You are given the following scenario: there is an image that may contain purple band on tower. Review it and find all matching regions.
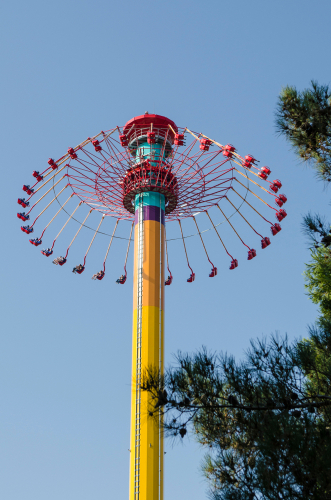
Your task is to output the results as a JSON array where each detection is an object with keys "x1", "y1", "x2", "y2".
[{"x1": 134, "y1": 205, "x2": 165, "y2": 225}]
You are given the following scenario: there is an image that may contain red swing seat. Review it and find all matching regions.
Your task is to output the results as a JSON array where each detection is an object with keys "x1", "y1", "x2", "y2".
[
  {"x1": 247, "y1": 249, "x2": 257, "y2": 260},
  {"x1": 41, "y1": 249, "x2": 53, "y2": 257},
  {"x1": 230, "y1": 259, "x2": 238, "y2": 270},
  {"x1": 29, "y1": 238, "x2": 42, "y2": 246},
  {"x1": 270, "y1": 179, "x2": 282, "y2": 193},
  {"x1": 23, "y1": 185, "x2": 34, "y2": 195},
  {"x1": 116, "y1": 276, "x2": 127, "y2": 284},
  {"x1": 92, "y1": 139, "x2": 102, "y2": 152},
  {"x1": 209, "y1": 266, "x2": 217, "y2": 278},
  {"x1": 53, "y1": 257, "x2": 67, "y2": 266},
  {"x1": 48, "y1": 159, "x2": 58, "y2": 170},
  {"x1": 199, "y1": 138, "x2": 212, "y2": 151},
  {"x1": 174, "y1": 133, "x2": 185, "y2": 146},
  {"x1": 67, "y1": 148, "x2": 77, "y2": 159},
  {"x1": 73, "y1": 265, "x2": 85, "y2": 274},
  {"x1": 165, "y1": 275, "x2": 173, "y2": 285},
  {"x1": 147, "y1": 131, "x2": 156, "y2": 144},
  {"x1": 242, "y1": 155, "x2": 256, "y2": 169},
  {"x1": 261, "y1": 237, "x2": 271, "y2": 249},
  {"x1": 17, "y1": 212, "x2": 29, "y2": 221},
  {"x1": 271, "y1": 223, "x2": 282, "y2": 236},
  {"x1": 18, "y1": 198, "x2": 29, "y2": 208},
  {"x1": 276, "y1": 209, "x2": 287, "y2": 222},
  {"x1": 223, "y1": 144, "x2": 235, "y2": 158},
  {"x1": 21, "y1": 225, "x2": 33, "y2": 234},
  {"x1": 119, "y1": 135, "x2": 128, "y2": 147},
  {"x1": 32, "y1": 171, "x2": 43, "y2": 182}
]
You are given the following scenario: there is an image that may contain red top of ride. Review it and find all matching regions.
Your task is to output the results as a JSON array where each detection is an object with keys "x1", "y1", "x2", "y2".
[{"x1": 123, "y1": 113, "x2": 178, "y2": 143}]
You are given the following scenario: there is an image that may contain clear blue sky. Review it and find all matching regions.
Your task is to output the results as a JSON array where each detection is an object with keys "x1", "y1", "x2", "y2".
[{"x1": 1, "y1": 1, "x2": 331, "y2": 499}]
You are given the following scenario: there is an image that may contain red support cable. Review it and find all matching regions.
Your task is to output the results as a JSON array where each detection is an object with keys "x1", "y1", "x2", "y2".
[
  {"x1": 178, "y1": 220, "x2": 195, "y2": 282},
  {"x1": 192, "y1": 215, "x2": 217, "y2": 277}
]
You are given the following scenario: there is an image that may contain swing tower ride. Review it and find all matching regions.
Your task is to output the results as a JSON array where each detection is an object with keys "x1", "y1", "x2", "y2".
[{"x1": 17, "y1": 113, "x2": 287, "y2": 499}]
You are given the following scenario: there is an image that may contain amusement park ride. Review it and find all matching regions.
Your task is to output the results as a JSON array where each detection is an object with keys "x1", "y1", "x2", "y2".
[{"x1": 17, "y1": 113, "x2": 287, "y2": 500}]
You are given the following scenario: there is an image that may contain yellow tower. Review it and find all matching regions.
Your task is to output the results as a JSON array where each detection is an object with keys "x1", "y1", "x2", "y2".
[{"x1": 130, "y1": 192, "x2": 165, "y2": 500}]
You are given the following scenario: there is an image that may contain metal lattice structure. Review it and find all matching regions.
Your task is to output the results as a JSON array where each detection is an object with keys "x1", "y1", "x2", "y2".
[{"x1": 17, "y1": 113, "x2": 287, "y2": 500}]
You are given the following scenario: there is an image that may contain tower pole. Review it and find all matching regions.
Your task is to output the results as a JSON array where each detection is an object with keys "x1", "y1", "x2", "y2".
[{"x1": 130, "y1": 191, "x2": 165, "y2": 500}]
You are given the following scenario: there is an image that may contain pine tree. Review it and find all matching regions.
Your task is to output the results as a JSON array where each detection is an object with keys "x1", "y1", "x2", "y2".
[
  {"x1": 275, "y1": 82, "x2": 331, "y2": 248},
  {"x1": 275, "y1": 81, "x2": 331, "y2": 183},
  {"x1": 305, "y1": 245, "x2": 331, "y2": 319},
  {"x1": 142, "y1": 335, "x2": 331, "y2": 499}
]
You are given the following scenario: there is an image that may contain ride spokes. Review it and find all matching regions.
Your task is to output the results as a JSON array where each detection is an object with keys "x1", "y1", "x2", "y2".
[{"x1": 17, "y1": 112, "x2": 287, "y2": 282}]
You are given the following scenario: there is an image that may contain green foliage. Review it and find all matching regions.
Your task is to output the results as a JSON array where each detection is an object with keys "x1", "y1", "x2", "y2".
[
  {"x1": 275, "y1": 81, "x2": 331, "y2": 182},
  {"x1": 300, "y1": 244, "x2": 331, "y2": 408},
  {"x1": 298, "y1": 319, "x2": 331, "y2": 407},
  {"x1": 305, "y1": 246, "x2": 331, "y2": 319},
  {"x1": 142, "y1": 337, "x2": 331, "y2": 499},
  {"x1": 302, "y1": 213, "x2": 331, "y2": 249},
  {"x1": 276, "y1": 82, "x2": 331, "y2": 253}
]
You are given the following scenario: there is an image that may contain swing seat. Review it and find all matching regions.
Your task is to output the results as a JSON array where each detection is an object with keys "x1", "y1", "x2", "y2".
[
  {"x1": 199, "y1": 138, "x2": 212, "y2": 151},
  {"x1": 73, "y1": 265, "x2": 85, "y2": 274},
  {"x1": 92, "y1": 270, "x2": 105, "y2": 280},
  {"x1": 187, "y1": 272, "x2": 195, "y2": 283},
  {"x1": 245, "y1": 154, "x2": 256, "y2": 164},
  {"x1": 165, "y1": 275, "x2": 173, "y2": 285},
  {"x1": 21, "y1": 225, "x2": 33, "y2": 234},
  {"x1": 48, "y1": 158, "x2": 57, "y2": 168},
  {"x1": 119, "y1": 134, "x2": 128, "y2": 147},
  {"x1": 209, "y1": 266, "x2": 217, "y2": 277},
  {"x1": 32, "y1": 171, "x2": 43, "y2": 182},
  {"x1": 247, "y1": 249, "x2": 257, "y2": 260},
  {"x1": 275, "y1": 194, "x2": 287, "y2": 207},
  {"x1": 92, "y1": 139, "x2": 102, "y2": 152},
  {"x1": 116, "y1": 276, "x2": 127, "y2": 284},
  {"x1": 276, "y1": 209, "x2": 287, "y2": 222},
  {"x1": 270, "y1": 179, "x2": 282, "y2": 193},
  {"x1": 223, "y1": 144, "x2": 235, "y2": 158},
  {"x1": 53, "y1": 257, "x2": 67, "y2": 266},
  {"x1": 18, "y1": 198, "x2": 29, "y2": 208},
  {"x1": 261, "y1": 237, "x2": 271, "y2": 249},
  {"x1": 272, "y1": 179, "x2": 282, "y2": 189},
  {"x1": 23, "y1": 185, "x2": 34, "y2": 195},
  {"x1": 271, "y1": 223, "x2": 282, "y2": 236},
  {"x1": 260, "y1": 166, "x2": 271, "y2": 177},
  {"x1": 41, "y1": 249, "x2": 53, "y2": 257},
  {"x1": 229, "y1": 258, "x2": 238, "y2": 270},
  {"x1": 242, "y1": 154, "x2": 257, "y2": 168},
  {"x1": 174, "y1": 133, "x2": 184, "y2": 146},
  {"x1": 68, "y1": 148, "x2": 77, "y2": 159},
  {"x1": 17, "y1": 212, "x2": 29, "y2": 221},
  {"x1": 147, "y1": 131, "x2": 156, "y2": 144},
  {"x1": 29, "y1": 238, "x2": 42, "y2": 246}
]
